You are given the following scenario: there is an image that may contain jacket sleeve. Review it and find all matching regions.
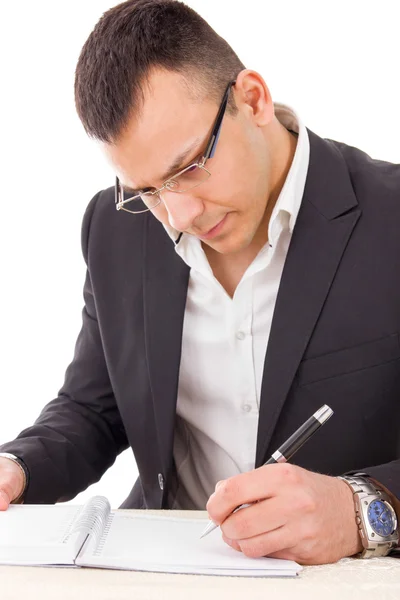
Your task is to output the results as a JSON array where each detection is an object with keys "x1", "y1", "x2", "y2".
[
  {"x1": 358, "y1": 461, "x2": 400, "y2": 502},
  {"x1": 0, "y1": 190, "x2": 129, "y2": 503}
]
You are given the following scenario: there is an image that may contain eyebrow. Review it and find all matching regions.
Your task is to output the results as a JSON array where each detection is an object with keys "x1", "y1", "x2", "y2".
[{"x1": 122, "y1": 137, "x2": 203, "y2": 194}]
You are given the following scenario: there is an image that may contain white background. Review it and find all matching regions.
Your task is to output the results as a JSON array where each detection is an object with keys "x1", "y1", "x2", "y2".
[{"x1": 0, "y1": 0, "x2": 399, "y2": 509}]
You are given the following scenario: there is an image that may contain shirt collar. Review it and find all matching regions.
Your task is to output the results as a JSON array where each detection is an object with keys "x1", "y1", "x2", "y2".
[{"x1": 267, "y1": 103, "x2": 310, "y2": 247}]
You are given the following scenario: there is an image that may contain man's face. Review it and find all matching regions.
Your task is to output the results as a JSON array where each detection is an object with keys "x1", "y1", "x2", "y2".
[{"x1": 103, "y1": 69, "x2": 273, "y2": 256}]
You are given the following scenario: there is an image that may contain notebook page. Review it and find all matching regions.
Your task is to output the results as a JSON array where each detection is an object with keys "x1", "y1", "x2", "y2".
[
  {"x1": 0, "y1": 504, "x2": 86, "y2": 566},
  {"x1": 77, "y1": 512, "x2": 301, "y2": 576}
]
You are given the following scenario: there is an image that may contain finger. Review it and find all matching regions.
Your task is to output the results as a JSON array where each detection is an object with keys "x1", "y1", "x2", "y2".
[
  {"x1": 206, "y1": 466, "x2": 277, "y2": 523},
  {"x1": 221, "y1": 496, "x2": 288, "y2": 541},
  {"x1": 221, "y1": 532, "x2": 241, "y2": 552},
  {"x1": 0, "y1": 489, "x2": 11, "y2": 511},
  {"x1": 207, "y1": 463, "x2": 300, "y2": 524},
  {"x1": 267, "y1": 543, "x2": 325, "y2": 565},
  {"x1": 236, "y1": 525, "x2": 297, "y2": 559},
  {"x1": 261, "y1": 548, "x2": 300, "y2": 562},
  {"x1": 0, "y1": 474, "x2": 19, "y2": 510}
]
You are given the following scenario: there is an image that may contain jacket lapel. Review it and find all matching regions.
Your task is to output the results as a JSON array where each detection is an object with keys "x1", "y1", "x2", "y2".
[
  {"x1": 143, "y1": 216, "x2": 190, "y2": 478},
  {"x1": 255, "y1": 130, "x2": 361, "y2": 466}
]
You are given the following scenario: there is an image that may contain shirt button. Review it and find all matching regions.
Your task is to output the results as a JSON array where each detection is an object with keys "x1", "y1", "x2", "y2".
[
  {"x1": 243, "y1": 404, "x2": 252, "y2": 413},
  {"x1": 158, "y1": 473, "x2": 164, "y2": 490},
  {"x1": 236, "y1": 331, "x2": 246, "y2": 340}
]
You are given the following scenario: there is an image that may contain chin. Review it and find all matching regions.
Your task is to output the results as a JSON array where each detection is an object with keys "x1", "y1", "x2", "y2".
[{"x1": 205, "y1": 233, "x2": 251, "y2": 256}]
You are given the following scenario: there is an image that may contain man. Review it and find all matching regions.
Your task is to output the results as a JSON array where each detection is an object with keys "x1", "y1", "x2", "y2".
[{"x1": 0, "y1": 0, "x2": 399, "y2": 565}]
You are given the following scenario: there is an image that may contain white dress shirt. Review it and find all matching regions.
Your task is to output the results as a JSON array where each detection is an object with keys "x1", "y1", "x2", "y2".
[{"x1": 163, "y1": 104, "x2": 310, "y2": 509}]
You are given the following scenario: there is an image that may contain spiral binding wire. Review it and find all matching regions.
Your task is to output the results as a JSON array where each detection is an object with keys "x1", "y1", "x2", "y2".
[
  {"x1": 92, "y1": 512, "x2": 115, "y2": 556},
  {"x1": 62, "y1": 496, "x2": 111, "y2": 549}
]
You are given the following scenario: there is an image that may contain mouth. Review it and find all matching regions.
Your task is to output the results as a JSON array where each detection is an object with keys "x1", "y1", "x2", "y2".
[{"x1": 197, "y1": 214, "x2": 228, "y2": 241}]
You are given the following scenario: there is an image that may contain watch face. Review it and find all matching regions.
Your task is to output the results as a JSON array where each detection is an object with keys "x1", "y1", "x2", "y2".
[{"x1": 368, "y1": 500, "x2": 395, "y2": 536}]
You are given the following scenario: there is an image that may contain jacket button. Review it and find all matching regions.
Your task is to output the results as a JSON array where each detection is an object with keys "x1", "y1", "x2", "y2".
[{"x1": 158, "y1": 473, "x2": 164, "y2": 490}]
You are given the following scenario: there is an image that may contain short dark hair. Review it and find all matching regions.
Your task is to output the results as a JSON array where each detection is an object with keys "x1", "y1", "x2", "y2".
[{"x1": 74, "y1": 0, "x2": 245, "y2": 144}]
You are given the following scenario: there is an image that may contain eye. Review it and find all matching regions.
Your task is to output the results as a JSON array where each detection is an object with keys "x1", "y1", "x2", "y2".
[
  {"x1": 126, "y1": 187, "x2": 154, "y2": 196},
  {"x1": 166, "y1": 180, "x2": 179, "y2": 190}
]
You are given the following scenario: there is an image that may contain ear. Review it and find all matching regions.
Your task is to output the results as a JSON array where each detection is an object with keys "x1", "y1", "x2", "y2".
[{"x1": 233, "y1": 69, "x2": 274, "y2": 127}]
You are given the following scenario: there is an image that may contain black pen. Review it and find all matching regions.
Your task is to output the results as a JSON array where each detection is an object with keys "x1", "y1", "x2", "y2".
[{"x1": 200, "y1": 404, "x2": 334, "y2": 538}]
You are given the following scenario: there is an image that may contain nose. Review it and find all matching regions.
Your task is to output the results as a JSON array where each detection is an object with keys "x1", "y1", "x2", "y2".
[{"x1": 161, "y1": 189, "x2": 204, "y2": 232}]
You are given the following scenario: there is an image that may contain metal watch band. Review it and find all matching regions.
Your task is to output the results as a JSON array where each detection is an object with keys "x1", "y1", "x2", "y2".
[
  {"x1": 0, "y1": 453, "x2": 29, "y2": 504},
  {"x1": 339, "y1": 473, "x2": 398, "y2": 558},
  {"x1": 341, "y1": 474, "x2": 380, "y2": 496}
]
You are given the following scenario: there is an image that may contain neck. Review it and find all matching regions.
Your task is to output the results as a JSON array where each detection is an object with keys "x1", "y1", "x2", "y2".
[
  {"x1": 203, "y1": 123, "x2": 298, "y2": 297},
  {"x1": 268, "y1": 122, "x2": 298, "y2": 206}
]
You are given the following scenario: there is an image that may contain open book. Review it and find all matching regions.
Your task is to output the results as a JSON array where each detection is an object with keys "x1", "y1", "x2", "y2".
[{"x1": 0, "y1": 496, "x2": 302, "y2": 577}]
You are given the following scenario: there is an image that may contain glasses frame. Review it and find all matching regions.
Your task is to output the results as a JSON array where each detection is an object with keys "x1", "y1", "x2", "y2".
[{"x1": 115, "y1": 79, "x2": 237, "y2": 214}]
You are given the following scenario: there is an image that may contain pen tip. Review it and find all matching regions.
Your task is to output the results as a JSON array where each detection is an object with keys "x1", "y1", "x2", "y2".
[{"x1": 200, "y1": 521, "x2": 217, "y2": 538}]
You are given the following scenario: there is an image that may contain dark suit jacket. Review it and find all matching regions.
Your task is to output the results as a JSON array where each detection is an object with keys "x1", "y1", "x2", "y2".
[{"x1": 1, "y1": 129, "x2": 400, "y2": 509}]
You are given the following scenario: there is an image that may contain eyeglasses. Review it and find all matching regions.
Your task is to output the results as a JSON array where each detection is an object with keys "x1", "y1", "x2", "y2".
[{"x1": 115, "y1": 79, "x2": 236, "y2": 214}]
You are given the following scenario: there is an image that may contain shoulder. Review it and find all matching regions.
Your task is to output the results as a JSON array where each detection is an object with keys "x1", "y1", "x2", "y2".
[
  {"x1": 327, "y1": 138, "x2": 400, "y2": 208},
  {"x1": 80, "y1": 185, "x2": 169, "y2": 266}
]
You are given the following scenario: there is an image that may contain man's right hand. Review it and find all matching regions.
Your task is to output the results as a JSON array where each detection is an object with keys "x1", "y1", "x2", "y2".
[{"x1": 0, "y1": 457, "x2": 25, "y2": 510}]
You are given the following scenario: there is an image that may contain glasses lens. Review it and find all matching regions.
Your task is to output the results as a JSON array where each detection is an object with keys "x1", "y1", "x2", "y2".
[
  {"x1": 121, "y1": 191, "x2": 161, "y2": 213},
  {"x1": 163, "y1": 164, "x2": 210, "y2": 195}
]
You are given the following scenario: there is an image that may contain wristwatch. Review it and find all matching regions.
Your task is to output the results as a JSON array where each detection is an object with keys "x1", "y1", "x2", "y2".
[
  {"x1": 0, "y1": 452, "x2": 29, "y2": 504},
  {"x1": 339, "y1": 473, "x2": 399, "y2": 557}
]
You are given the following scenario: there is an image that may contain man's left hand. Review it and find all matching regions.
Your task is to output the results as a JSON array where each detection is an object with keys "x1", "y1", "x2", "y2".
[{"x1": 206, "y1": 463, "x2": 362, "y2": 565}]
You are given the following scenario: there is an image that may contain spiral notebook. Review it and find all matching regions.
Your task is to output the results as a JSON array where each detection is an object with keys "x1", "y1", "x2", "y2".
[{"x1": 0, "y1": 495, "x2": 302, "y2": 577}]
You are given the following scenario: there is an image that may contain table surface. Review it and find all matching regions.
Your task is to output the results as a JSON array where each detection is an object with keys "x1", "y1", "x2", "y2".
[{"x1": 1, "y1": 509, "x2": 400, "y2": 600}]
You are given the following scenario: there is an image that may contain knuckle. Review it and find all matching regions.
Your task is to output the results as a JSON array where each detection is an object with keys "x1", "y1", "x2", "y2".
[
  {"x1": 279, "y1": 463, "x2": 301, "y2": 484},
  {"x1": 269, "y1": 549, "x2": 296, "y2": 561},
  {"x1": 298, "y1": 540, "x2": 319, "y2": 564},
  {"x1": 231, "y1": 513, "x2": 250, "y2": 539},
  {"x1": 207, "y1": 477, "x2": 239, "y2": 523},
  {"x1": 218, "y1": 478, "x2": 234, "y2": 496},
  {"x1": 295, "y1": 520, "x2": 320, "y2": 553},
  {"x1": 222, "y1": 535, "x2": 241, "y2": 552},
  {"x1": 293, "y1": 490, "x2": 316, "y2": 514},
  {"x1": 205, "y1": 494, "x2": 216, "y2": 512},
  {"x1": 302, "y1": 523, "x2": 318, "y2": 542},
  {"x1": 240, "y1": 541, "x2": 263, "y2": 559},
  {"x1": 299, "y1": 548, "x2": 314, "y2": 563},
  {"x1": 302, "y1": 492, "x2": 317, "y2": 513}
]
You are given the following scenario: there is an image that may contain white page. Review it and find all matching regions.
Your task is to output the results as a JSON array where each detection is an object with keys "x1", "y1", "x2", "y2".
[
  {"x1": 0, "y1": 504, "x2": 86, "y2": 566},
  {"x1": 78, "y1": 512, "x2": 301, "y2": 577}
]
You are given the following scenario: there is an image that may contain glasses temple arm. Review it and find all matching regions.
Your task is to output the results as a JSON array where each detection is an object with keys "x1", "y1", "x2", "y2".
[{"x1": 203, "y1": 80, "x2": 236, "y2": 160}]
